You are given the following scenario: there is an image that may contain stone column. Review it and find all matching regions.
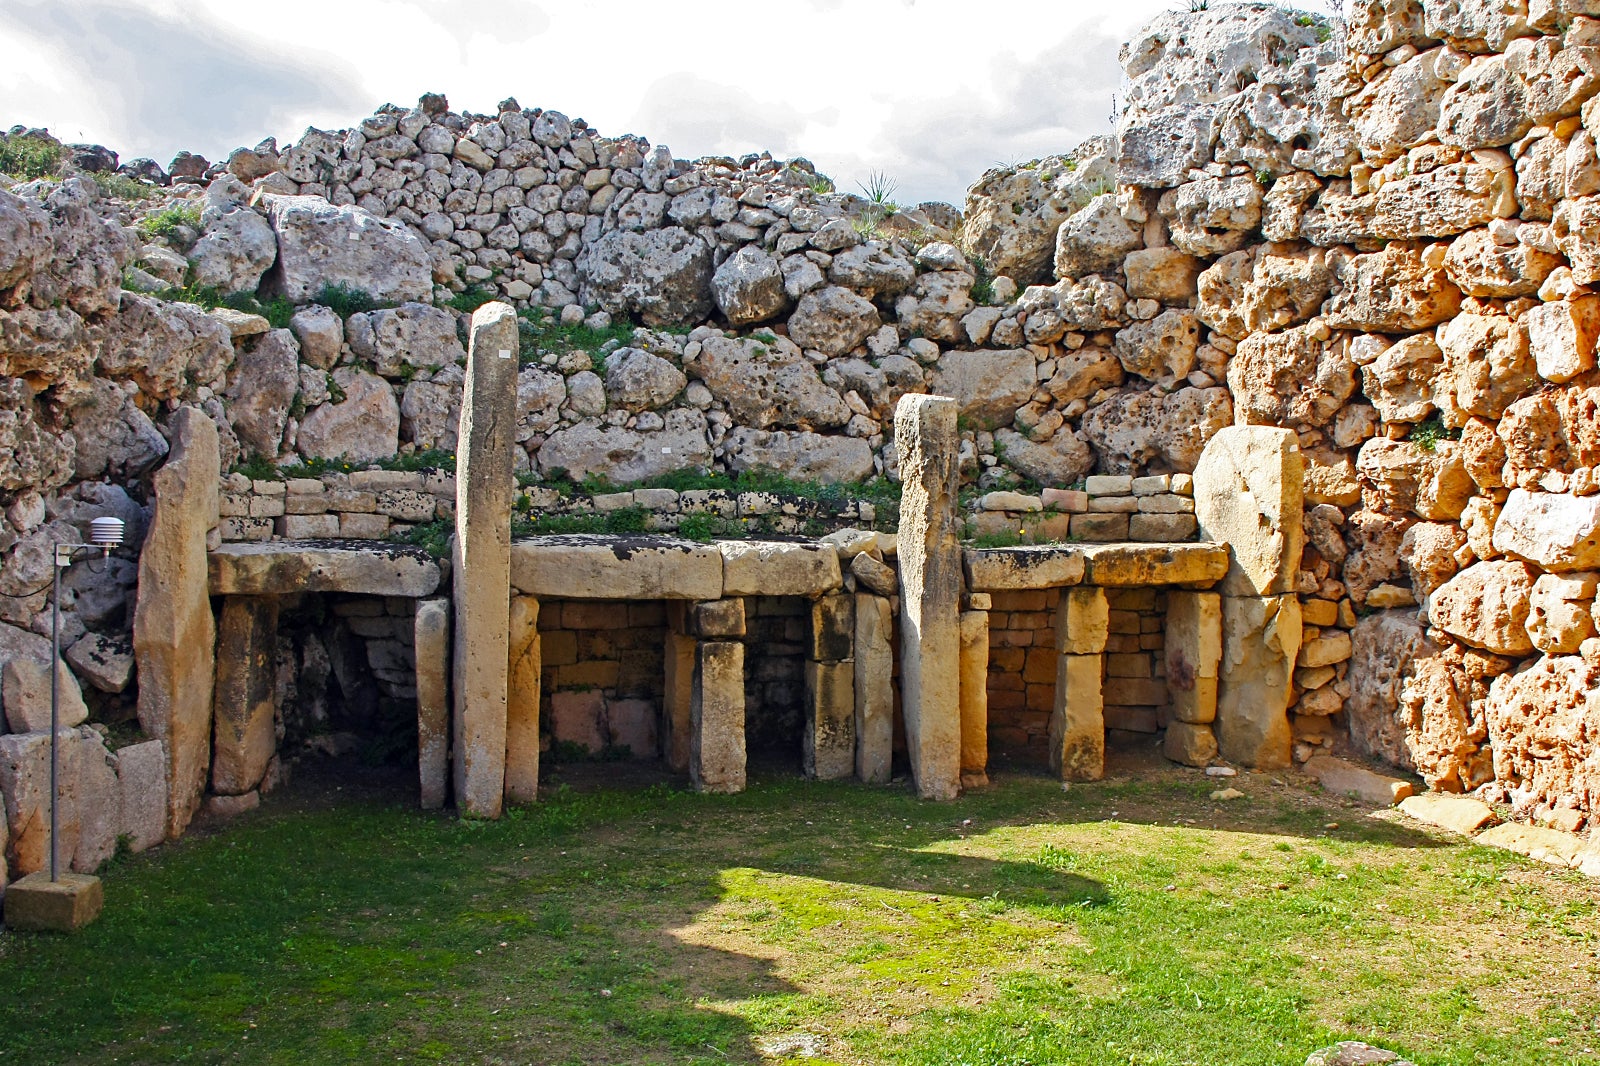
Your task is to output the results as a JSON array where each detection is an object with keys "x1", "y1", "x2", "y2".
[
  {"x1": 894, "y1": 393, "x2": 962, "y2": 800},
  {"x1": 505, "y1": 594, "x2": 541, "y2": 805},
  {"x1": 211, "y1": 596, "x2": 279, "y2": 796},
  {"x1": 452, "y1": 302, "x2": 519, "y2": 817},
  {"x1": 959, "y1": 607, "x2": 990, "y2": 789},
  {"x1": 414, "y1": 598, "x2": 450, "y2": 810},
  {"x1": 1051, "y1": 587, "x2": 1108, "y2": 781},
  {"x1": 853, "y1": 592, "x2": 894, "y2": 784},
  {"x1": 662, "y1": 602, "x2": 697, "y2": 774},
  {"x1": 691, "y1": 641, "x2": 745, "y2": 793},
  {"x1": 1162, "y1": 591, "x2": 1222, "y2": 767},
  {"x1": 805, "y1": 593, "x2": 855, "y2": 780},
  {"x1": 133, "y1": 407, "x2": 219, "y2": 839},
  {"x1": 1194, "y1": 426, "x2": 1304, "y2": 770}
]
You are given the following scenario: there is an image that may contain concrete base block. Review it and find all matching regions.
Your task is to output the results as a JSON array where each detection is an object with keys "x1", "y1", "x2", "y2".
[{"x1": 4, "y1": 872, "x2": 103, "y2": 932}]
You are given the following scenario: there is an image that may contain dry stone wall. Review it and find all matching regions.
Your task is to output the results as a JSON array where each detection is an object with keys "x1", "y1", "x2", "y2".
[{"x1": 4, "y1": 0, "x2": 1600, "y2": 885}]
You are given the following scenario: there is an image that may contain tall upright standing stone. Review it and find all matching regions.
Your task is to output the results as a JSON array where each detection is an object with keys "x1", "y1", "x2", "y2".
[
  {"x1": 894, "y1": 394, "x2": 962, "y2": 800},
  {"x1": 211, "y1": 596, "x2": 279, "y2": 796},
  {"x1": 1194, "y1": 426, "x2": 1304, "y2": 769},
  {"x1": 662, "y1": 606, "x2": 697, "y2": 774},
  {"x1": 1052, "y1": 587, "x2": 1109, "y2": 781},
  {"x1": 134, "y1": 407, "x2": 219, "y2": 838},
  {"x1": 414, "y1": 598, "x2": 451, "y2": 810},
  {"x1": 452, "y1": 302, "x2": 519, "y2": 817},
  {"x1": 691, "y1": 641, "x2": 746, "y2": 793},
  {"x1": 505, "y1": 595, "x2": 541, "y2": 804}
]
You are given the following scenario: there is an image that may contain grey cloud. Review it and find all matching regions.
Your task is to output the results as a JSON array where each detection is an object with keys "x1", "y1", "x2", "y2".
[
  {"x1": 412, "y1": 0, "x2": 550, "y2": 47},
  {"x1": 839, "y1": 28, "x2": 1128, "y2": 207},
  {"x1": 629, "y1": 72, "x2": 811, "y2": 160},
  {"x1": 7, "y1": 0, "x2": 366, "y2": 166}
]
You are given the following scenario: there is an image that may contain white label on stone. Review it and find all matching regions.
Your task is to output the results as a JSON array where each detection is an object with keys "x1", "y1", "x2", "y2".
[
  {"x1": 348, "y1": 231, "x2": 359, "y2": 240},
  {"x1": 662, "y1": 446, "x2": 671, "y2": 453},
  {"x1": 499, "y1": 349, "x2": 511, "y2": 360}
]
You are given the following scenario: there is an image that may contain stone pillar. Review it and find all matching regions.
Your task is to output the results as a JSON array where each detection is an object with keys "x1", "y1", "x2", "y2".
[
  {"x1": 211, "y1": 596, "x2": 279, "y2": 796},
  {"x1": 691, "y1": 641, "x2": 745, "y2": 794},
  {"x1": 414, "y1": 598, "x2": 450, "y2": 810},
  {"x1": 805, "y1": 593, "x2": 855, "y2": 780},
  {"x1": 452, "y1": 302, "x2": 519, "y2": 817},
  {"x1": 853, "y1": 592, "x2": 894, "y2": 784},
  {"x1": 133, "y1": 407, "x2": 219, "y2": 839},
  {"x1": 959, "y1": 608, "x2": 990, "y2": 789},
  {"x1": 662, "y1": 605, "x2": 697, "y2": 774},
  {"x1": 1163, "y1": 591, "x2": 1222, "y2": 767},
  {"x1": 1051, "y1": 587, "x2": 1108, "y2": 781},
  {"x1": 1194, "y1": 426, "x2": 1304, "y2": 770},
  {"x1": 894, "y1": 393, "x2": 962, "y2": 800},
  {"x1": 505, "y1": 594, "x2": 541, "y2": 805}
]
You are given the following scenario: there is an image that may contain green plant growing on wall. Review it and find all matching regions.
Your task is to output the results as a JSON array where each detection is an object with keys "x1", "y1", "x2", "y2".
[
  {"x1": 139, "y1": 205, "x2": 202, "y2": 241},
  {"x1": 0, "y1": 135, "x2": 63, "y2": 179}
]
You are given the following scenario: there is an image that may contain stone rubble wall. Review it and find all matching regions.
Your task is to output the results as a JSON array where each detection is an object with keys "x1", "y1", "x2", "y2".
[{"x1": 4, "y1": 0, "x2": 1600, "y2": 876}]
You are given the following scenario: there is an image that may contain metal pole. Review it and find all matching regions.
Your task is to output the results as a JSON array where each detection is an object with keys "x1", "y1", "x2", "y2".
[{"x1": 49, "y1": 543, "x2": 61, "y2": 882}]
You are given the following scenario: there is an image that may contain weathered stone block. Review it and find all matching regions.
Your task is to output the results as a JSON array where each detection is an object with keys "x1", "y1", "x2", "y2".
[
  {"x1": 692, "y1": 642, "x2": 746, "y2": 794},
  {"x1": 1163, "y1": 721, "x2": 1217, "y2": 767},
  {"x1": 505, "y1": 595, "x2": 540, "y2": 805},
  {"x1": 720, "y1": 541, "x2": 842, "y2": 597},
  {"x1": 211, "y1": 596, "x2": 279, "y2": 796},
  {"x1": 2, "y1": 871, "x2": 102, "y2": 932},
  {"x1": 210, "y1": 542, "x2": 441, "y2": 597},
  {"x1": 1217, "y1": 594, "x2": 1300, "y2": 769},
  {"x1": 1166, "y1": 590, "x2": 1221, "y2": 724},
  {"x1": 854, "y1": 593, "x2": 895, "y2": 785},
  {"x1": 960, "y1": 611, "x2": 989, "y2": 786},
  {"x1": 414, "y1": 598, "x2": 450, "y2": 810},
  {"x1": 663, "y1": 625, "x2": 696, "y2": 774},
  {"x1": 1051, "y1": 653, "x2": 1104, "y2": 782},
  {"x1": 964, "y1": 545, "x2": 1086, "y2": 591},
  {"x1": 689, "y1": 598, "x2": 745, "y2": 639},
  {"x1": 2, "y1": 657, "x2": 88, "y2": 734},
  {"x1": 1056, "y1": 587, "x2": 1109, "y2": 655},
  {"x1": 1080, "y1": 543, "x2": 1230, "y2": 587},
  {"x1": 804, "y1": 660, "x2": 855, "y2": 781},
  {"x1": 113, "y1": 739, "x2": 167, "y2": 853},
  {"x1": 1493, "y1": 489, "x2": 1600, "y2": 572},
  {"x1": 1194, "y1": 426, "x2": 1304, "y2": 597},
  {"x1": 510, "y1": 536, "x2": 723, "y2": 600},
  {"x1": 810, "y1": 593, "x2": 855, "y2": 662},
  {"x1": 607, "y1": 698, "x2": 658, "y2": 759}
]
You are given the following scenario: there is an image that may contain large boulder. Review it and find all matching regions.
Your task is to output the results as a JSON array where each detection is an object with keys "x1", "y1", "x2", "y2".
[
  {"x1": 1113, "y1": 310, "x2": 1199, "y2": 381},
  {"x1": 537, "y1": 409, "x2": 712, "y2": 483},
  {"x1": 577, "y1": 226, "x2": 713, "y2": 326},
  {"x1": 1193, "y1": 426, "x2": 1303, "y2": 598},
  {"x1": 929, "y1": 349, "x2": 1036, "y2": 428},
  {"x1": 90, "y1": 292, "x2": 234, "y2": 400},
  {"x1": 1079, "y1": 386, "x2": 1234, "y2": 474},
  {"x1": 1487, "y1": 655, "x2": 1600, "y2": 813},
  {"x1": 693, "y1": 334, "x2": 849, "y2": 429},
  {"x1": 1492, "y1": 489, "x2": 1600, "y2": 572},
  {"x1": 296, "y1": 368, "x2": 400, "y2": 463},
  {"x1": 710, "y1": 245, "x2": 786, "y2": 326},
  {"x1": 1161, "y1": 176, "x2": 1264, "y2": 258},
  {"x1": 32, "y1": 178, "x2": 134, "y2": 317},
  {"x1": 787, "y1": 286, "x2": 881, "y2": 357},
  {"x1": 895, "y1": 270, "x2": 975, "y2": 345},
  {"x1": 603, "y1": 347, "x2": 685, "y2": 412},
  {"x1": 226, "y1": 328, "x2": 300, "y2": 457},
  {"x1": 1196, "y1": 245, "x2": 1335, "y2": 341},
  {"x1": 66, "y1": 378, "x2": 168, "y2": 481},
  {"x1": 401, "y1": 367, "x2": 465, "y2": 451},
  {"x1": 188, "y1": 205, "x2": 277, "y2": 295},
  {"x1": 1323, "y1": 242, "x2": 1462, "y2": 332},
  {"x1": 829, "y1": 243, "x2": 916, "y2": 300},
  {"x1": 1436, "y1": 311, "x2": 1537, "y2": 419},
  {"x1": 1229, "y1": 323, "x2": 1358, "y2": 428},
  {"x1": 959, "y1": 138, "x2": 1116, "y2": 284},
  {"x1": 0, "y1": 187, "x2": 51, "y2": 295},
  {"x1": 1053, "y1": 194, "x2": 1141, "y2": 279},
  {"x1": 265, "y1": 195, "x2": 432, "y2": 304},
  {"x1": 0, "y1": 377, "x2": 74, "y2": 495},
  {"x1": 993, "y1": 427, "x2": 1094, "y2": 487},
  {"x1": 722, "y1": 428, "x2": 875, "y2": 484},
  {"x1": 1429, "y1": 559, "x2": 1537, "y2": 655},
  {"x1": 346, "y1": 303, "x2": 466, "y2": 379},
  {"x1": 1496, "y1": 387, "x2": 1600, "y2": 485},
  {"x1": 1355, "y1": 438, "x2": 1474, "y2": 521},
  {"x1": 0, "y1": 306, "x2": 93, "y2": 396}
]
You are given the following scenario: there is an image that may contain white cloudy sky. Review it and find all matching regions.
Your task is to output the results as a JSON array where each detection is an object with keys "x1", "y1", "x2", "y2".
[{"x1": 1, "y1": 0, "x2": 1326, "y2": 206}]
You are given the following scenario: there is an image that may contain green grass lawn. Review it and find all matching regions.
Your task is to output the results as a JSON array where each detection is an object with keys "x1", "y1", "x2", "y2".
[{"x1": 1, "y1": 758, "x2": 1595, "y2": 1065}]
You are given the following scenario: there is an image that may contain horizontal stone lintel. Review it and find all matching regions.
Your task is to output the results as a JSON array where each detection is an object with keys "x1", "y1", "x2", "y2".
[
  {"x1": 965, "y1": 542, "x2": 1228, "y2": 591},
  {"x1": 209, "y1": 540, "x2": 442, "y2": 597},
  {"x1": 510, "y1": 534, "x2": 724, "y2": 600}
]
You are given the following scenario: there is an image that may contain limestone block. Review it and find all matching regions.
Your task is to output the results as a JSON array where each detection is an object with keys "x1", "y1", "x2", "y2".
[
  {"x1": 0, "y1": 730, "x2": 78, "y2": 877},
  {"x1": 1194, "y1": 426, "x2": 1304, "y2": 597},
  {"x1": 113, "y1": 738, "x2": 167, "y2": 853},
  {"x1": 1399, "y1": 792, "x2": 1498, "y2": 836},
  {"x1": 663, "y1": 623, "x2": 696, "y2": 774},
  {"x1": 2, "y1": 657, "x2": 88, "y2": 734},
  {"x1": 414, "y1": 598, "x2": 450, "y2": 810},
  {"x1": 1526, "y1": 572, "x2": 1599, "y2": 654},
  {"x1": 959, "y1": 611, "x2": 989, "y2": 785},
  {"x1": 607, "y1": 699, "x2": 657, "y2": 759},
  {"x1": 691, "y1": 642, "x2": 746, "y2": 794},
  {"x1": 1305, "y1": 755, "x2": 1413, "y2": 806},
  {"x1": 2, "y1": 871, "x2": 103, "y2": 932},
  {"x1": 1485, "y1": 654, "x2": 1600, "y2": 812},
  {"x1": 1493, "y1": 489, "x2": 1600, "y2": 572},
  {"x1": 690, "y1": 598, "x2": 746, "y2": 639},
  {"x1": 133, "y1": 407, "x2": 219, "y2": 839},
  {"x1": 850, "y1": 552, "x2": 898, "y2": 596},
  {"x1": 1217, "y1": 594, "x2": 1300, "y2": 769},
  {"x1": 1163, "y1": 721, "x2": 1218, "y2": 767},
  {"x1": 963, "y1": 545, "x2": 1086, "y2": 591},
  {"x1": 1079, "y1": 543, "x2": 1231, "y2": 587},
  {"x1": 1051, "y1": 654, "x2": 1105, "y2": 782},
  {"x1": 72, "y1": 728, "x2": 118, "y2": 872},
  {"x1": 209, "y1": 542, "x2": 441, "y2": 597},
  {"x1": 720, "y1": 541, "x2": 843, "y2": 598},
  {"x1": 810, "y1": 594, "x2": 855, "y2": 662},
  {"x1": 894, "y1": 394, "x2": 963, "y2": 800},
  {"x1": 505, "y1": 595, "x2": 540, "y2": 805},
  {"x1": 1429, "y1": 559, "x2": 1537, "y2": 655},
  {"x1": 1057, "y1": 587, "x2": 1109, "y2": 656},
  {"x1": 453, "y1": 303, "x2": 518, "y2": 818},
  {"x1": 211, "y1": 596, "x2": 279, "y2": 796},
  {"x1": 854, "y1": 593, "x2": 895, "y2": 786},
  {"x1": 510, "y1": 536, "x2": 723, "y2": 600},
  {"x1": 549, "y1": 690, "x2": 604, "y2": 753},
  {"x1": 1525, "y1": 296, "x2": 1600, "y2": 384},
  {"x1": 64, "y1": 631, "x2": 134, "y2": 694},
  {"x1": 804, "y1": 660, "x2": 855, "y2": 781},
  {"x1": 1477, "y1": 821, "x2": 1586, "y2": 869},
  {"x1": 1299, "y1": 630, "x2": 1353, "y2": 669},
  {"x1": 1166, "y1": 591, "x2": 1222, "y2": 724}
]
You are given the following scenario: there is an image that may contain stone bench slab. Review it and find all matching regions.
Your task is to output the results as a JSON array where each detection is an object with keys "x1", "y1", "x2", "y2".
[
  {"x1": 209, "y1": 540, "x2": 442, "y2": 597},
  {"x1": 511, "y1": 534, "x2": 723, "y2": 600},
  {"x1": 964, "y1": 542, "x2": 1228, "y2": 591}
]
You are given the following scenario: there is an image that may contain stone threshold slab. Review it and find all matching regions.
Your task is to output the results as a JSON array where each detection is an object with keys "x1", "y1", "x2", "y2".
[
  {"x1": 209, "y1": 540, "x2": 442, "y2": 597},
  {"x1": 964, "y1": 541, "x2": 1228, "y2": 591}
]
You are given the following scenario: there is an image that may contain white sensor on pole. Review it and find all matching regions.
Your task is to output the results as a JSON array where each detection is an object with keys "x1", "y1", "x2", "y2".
[{"x1": 89, "y1": 517, "x2": 125, "y2": 547}]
